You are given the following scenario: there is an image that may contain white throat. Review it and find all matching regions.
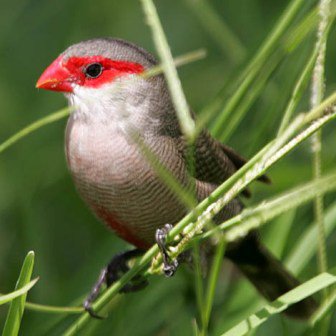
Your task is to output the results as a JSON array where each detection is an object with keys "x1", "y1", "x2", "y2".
[{"x1": 66, "y1": 75, "x2": 156, "y2": 135}]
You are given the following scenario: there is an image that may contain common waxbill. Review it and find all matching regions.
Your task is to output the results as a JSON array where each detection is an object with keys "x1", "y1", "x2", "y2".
[{"x1": 36, "y1": 38, "x2": 316, "y2": 319}]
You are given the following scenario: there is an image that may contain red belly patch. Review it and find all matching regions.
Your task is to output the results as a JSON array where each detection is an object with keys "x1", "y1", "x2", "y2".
[{"x1": 93, "y1": 206, "x2": 150, "y2": 250}]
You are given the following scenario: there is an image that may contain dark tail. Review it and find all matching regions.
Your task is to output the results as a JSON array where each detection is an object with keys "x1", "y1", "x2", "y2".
[{"x1": 225, "y1": 232, "x2": 317, "y2": 319}]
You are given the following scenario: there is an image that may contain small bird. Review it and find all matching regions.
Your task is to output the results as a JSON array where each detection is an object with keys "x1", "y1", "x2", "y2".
[{"x1": 36, "y1": 38, "x2": 316, "y2": 319}]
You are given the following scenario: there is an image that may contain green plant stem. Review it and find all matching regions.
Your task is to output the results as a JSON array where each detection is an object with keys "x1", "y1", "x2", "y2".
[
  {"x1": 0, "y1": 296, "x2": 83, "y2": 314},
  {"x1": 203, "y1": 6, "x2": 319, "y2": 134},
  {"x1": 202, "y1": 239, "x2": 226, "y2": 336},
  {"x1": 211, "y1": 0, "x2": 309, "y2": 138},
  {"x1": 25, "y1": 302, "x2": 83, "y2": 314},
  {"x1": 200, "y1": 170, "x2": 336, "y2": 242},
  {"x1": 242, "y1": 0, "x2": 310, "y2": 77},
  {"x1": 2, "y1": 251, "x2": 35, "y2": 336},
  {"x1": 286, "y1": 202, "x2": 336, "y2": 274},
  {"x1": 184, "y1": 0, "x2": 245, "y2": 63},
  {"x1": 275, "y1": 5, "x2": 336, "y2": 135},
  {"x1": 312, "y1": 131, "x2": 328, "y2": 276},
  {"x1": 0, "y1": 279, "x2": 38, "y2": 306},
  {"x1": 142, "y1": 49, "x2": 207, "y2": 79},
  {"x1": 219, "y1": 51, "x2": 280, "y2": 142},
  {"x1": 140, "y1": 0, "x2": 196, "y2": 141},
  {"x1": 192, "y1": 242, "x2": 205, "y2": 332},
  {"x1": 310, "y1": 1, "x2": 331, "y2": 318},
  {"x1": 277, "y1": 48, "x2": 318, "y2": 135},
  {"x1": 0, "y1": 107, "x2": 71, "y2": 155},
  {"x1": 221, "y1": 271, "x2": 336, "y2": 336},
  {"x1": 212, "y1": 5, "x2": 321, "y2": 141},
  {"x1": 311, "y1": 286, "x2": 336, "y2": 325}
]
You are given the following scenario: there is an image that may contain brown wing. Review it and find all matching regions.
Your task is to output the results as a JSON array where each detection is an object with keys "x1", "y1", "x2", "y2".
[
  {"x1": 189, "y1": 130, "x2": 269, "y2": 197},
  {"x1": 220, "y1": 143, "x2": 271, "y2": 184}
]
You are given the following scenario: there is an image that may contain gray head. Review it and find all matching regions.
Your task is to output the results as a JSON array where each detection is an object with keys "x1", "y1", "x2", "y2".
[
  {"x1": 36, "y1": 38, "x2": 178, "y2": 135},
  {"x1": 36, "y1": 37, "x2": 158, "y2": 92},
  {"x1": 62, "y1": 38, "x2": 158, "y2": 69}
]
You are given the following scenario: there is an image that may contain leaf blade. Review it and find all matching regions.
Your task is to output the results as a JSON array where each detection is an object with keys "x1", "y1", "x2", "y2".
[
  {"x1": 0, "y1": 279, "x2": 38, "y2": 306},
  {"x1": 2, "y1": 251, "x2": 35, "y2": 336},
  {"x1": 221, "y1": 272, "x2": 336, "y2": 336}
]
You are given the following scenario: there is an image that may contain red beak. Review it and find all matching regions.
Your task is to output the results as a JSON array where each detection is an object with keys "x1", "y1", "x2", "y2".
[{"x1": 36, "y1": 55, "x2": 73, "y2": 92}]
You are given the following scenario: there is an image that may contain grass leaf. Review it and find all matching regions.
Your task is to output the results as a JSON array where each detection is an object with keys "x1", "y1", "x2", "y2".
[
  {"x1": 140, "y1": 0, "x2": 196, "y2": 140},
  {"x1": 0, "y1": 107, "x2": 71, "y2": 155},
  {"x1": 0, "y1": 279, "x2": 38, "y2": 306},
  {"x1": 286, "y1": 202, "x2": 336, "y2": 274},
  {"x1": 210, "y1": 0, "x2": 313, "y2": 139},
  {"x1": 221, "y1": 272, "x2": 336, "y2": 336},
  {"x1": 184, "y1": 0, "x2": 246, "y2": 63},
  {"x1": 2, "y1": 251, "x2": 35, "y2": 336}
]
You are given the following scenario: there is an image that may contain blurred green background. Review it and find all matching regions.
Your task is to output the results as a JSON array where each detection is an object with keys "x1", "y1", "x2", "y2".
[{"x1": 1, "y1": 0, "x2": 336, "y2": 335}]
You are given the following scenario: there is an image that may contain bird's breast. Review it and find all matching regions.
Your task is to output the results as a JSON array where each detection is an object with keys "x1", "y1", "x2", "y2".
[{"x1": 65, "y1": 117, "x2": 187, "y2": 248}]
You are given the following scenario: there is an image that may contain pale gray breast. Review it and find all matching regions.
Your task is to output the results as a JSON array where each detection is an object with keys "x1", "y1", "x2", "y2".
[{"x1": 65, "y1": 115, "x2": 189, "y2": 246}]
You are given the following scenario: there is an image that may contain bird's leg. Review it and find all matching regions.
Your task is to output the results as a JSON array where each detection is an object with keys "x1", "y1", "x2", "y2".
[
  {"x1": 83, "y1": 248, "x2": 147, "y2": 318},
  {"x1": 155, "y1": 224, "x2": 179, "y2": 277},
  {"x1": 83, "y1": 268, "x2": 107, "y2": 319}
]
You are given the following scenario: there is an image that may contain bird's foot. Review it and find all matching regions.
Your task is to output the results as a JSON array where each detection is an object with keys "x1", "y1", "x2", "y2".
[
  {"x1": 83, "y1": 249, "x2": 147, "y2": 318},
  {"x1": 155, "y1": 224, "x2": 179, "y2": 277},
  {"x1": 83, "y1": 268, "x2": 107, "y2": 319},
  {"x1": 105, "y1": 249, "x2": 148, "y2": 292}
]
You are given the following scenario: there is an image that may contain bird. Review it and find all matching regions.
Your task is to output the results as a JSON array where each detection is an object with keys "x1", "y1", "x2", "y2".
[{"x1": 36, "y1": 37, "x2": 316, "y2": 319}]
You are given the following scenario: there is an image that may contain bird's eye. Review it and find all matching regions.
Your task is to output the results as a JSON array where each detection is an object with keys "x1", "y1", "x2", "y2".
[{"x1": 84, "y1": 63, "x2": 103, "y2": 78}]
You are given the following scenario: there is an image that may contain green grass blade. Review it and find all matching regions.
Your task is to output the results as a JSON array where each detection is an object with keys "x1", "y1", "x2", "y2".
[
  {"x1": 221, "y1": 272, "x2": 336, "y2": 336},
  {"x1": 211, "y1": 0, "x2": 311, "y2": 138},
  {"x1": 219, "y1": 52, "x2": 280, "y2": 142},
  {"x1": 241, "y1": 0, "x2": 310, "y2": 77},
  {"x1": 184, "y1": 0, "x2": 245, "y2": 63},
  {"x1": 140, "y1": 0, "x2": 196, "y2": 140},
  {"x1": 310, "y1": 12, "x2": 332, "y2": 335},
  {"x1": 277, "y1": 47, "x2": 318, "y2": 135},
  {"x1": 308, "y1": 3, "x2": 333, "y2": 332},
  {"x1": 202, "y1": 6, "x2": 319, "y2": 133},
  {"x1": 202, "y1": 240, "x2": 226, "y2": 335},
  {"x1": 0, "y1": 107, "x2": 71, "y2": 155},
  {"x1": 142, "y1": 48, "x2": 207, "y2": 79},
  {"x1": 1, "y1": 298, "x2": 83, "y2": 315},
  {"x1": 192, "y1": 242, "x2": 205, "y2": 333},
  {"x1": 264, "y1": 209, "x2": 296, "y2": 259},
  {"x1": 286, "y1": 202, "x2": 336, "y2": 274},
  {"x1": 2, "y1": 251, "x2": 35, "y2": 336},
  {"x1": 201, "y1": 170, "x2": 336, "y2": 242},
  {"x1": 23, "y1": 302, "x2": 83, "y2": 314},
  {"x1": 0, "y1": 279, "x2": 38, "y2": 306},
  {"x1": 311, "y1": 286, "x2": 336, "y2": 325}
]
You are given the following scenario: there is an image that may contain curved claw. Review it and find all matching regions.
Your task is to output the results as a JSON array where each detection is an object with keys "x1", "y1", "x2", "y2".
[
  {"x1": 156, "y1": 224, "x2": 179, "y2": 277},
  {"x1": 163, "y1": 258, "x2": 178, "y2": 277},
  {"x1": 83, "y1": 301, "x2": 106, "y2": 320}
]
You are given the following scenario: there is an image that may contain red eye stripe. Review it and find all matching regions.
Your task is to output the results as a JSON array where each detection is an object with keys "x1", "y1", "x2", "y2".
[{"x1": 63, "y1": 56, "x2": 145, "y2": 88}]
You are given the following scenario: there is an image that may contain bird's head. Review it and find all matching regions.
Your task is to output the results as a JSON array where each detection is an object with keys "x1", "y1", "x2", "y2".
[
  {"x1": 36, "y1": 38, "x2": 177, "y2": 134},
  {"x1": 36, "y1": 38, "x2": 156, "y2": 93}
]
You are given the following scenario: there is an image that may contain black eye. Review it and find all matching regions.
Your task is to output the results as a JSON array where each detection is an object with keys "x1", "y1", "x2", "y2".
[{"x1": 85, "y1": 63, "x2": 103, "y2": 78}]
